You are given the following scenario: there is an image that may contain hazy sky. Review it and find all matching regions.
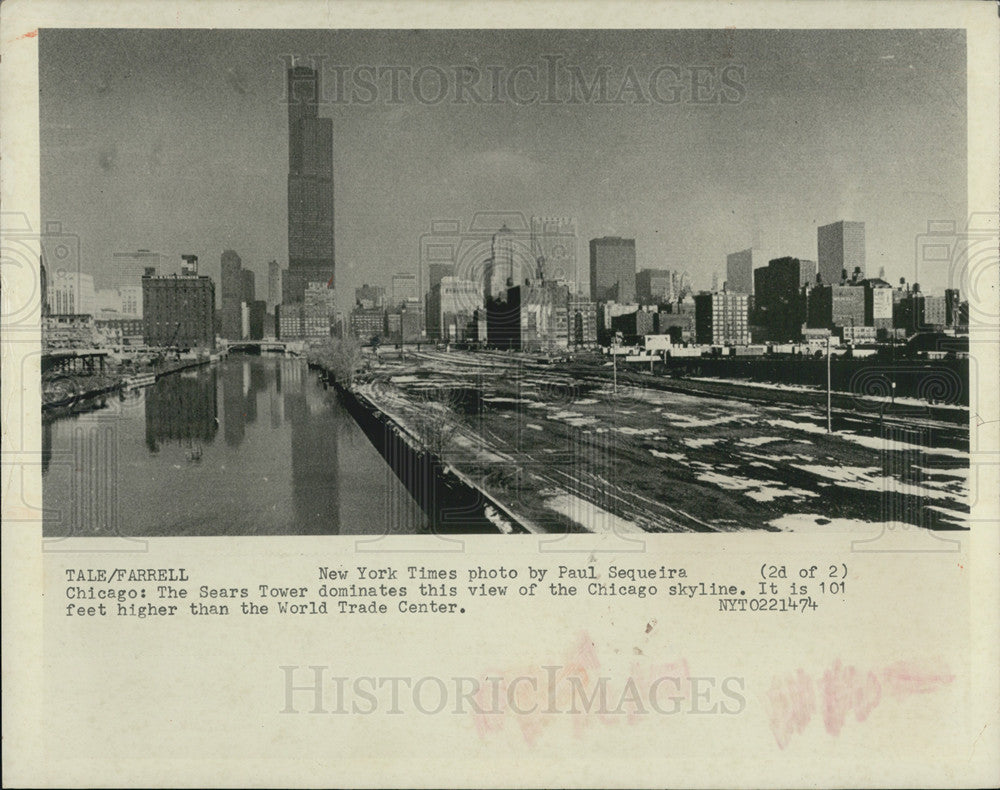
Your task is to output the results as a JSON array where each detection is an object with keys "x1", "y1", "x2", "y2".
[{"x1": 39, "y1": 28, "x2": 966, "y2": 308}]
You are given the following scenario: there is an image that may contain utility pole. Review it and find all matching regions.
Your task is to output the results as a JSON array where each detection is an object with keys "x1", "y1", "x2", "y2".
[
  {"x1": 612, "y1": 331, "x2": 623, "y2": 396},
  {"x1": 613, "y1": 339, "x2": 618, "y2": 396},
  {"x1": 826, "y1": 333, "x2": 832, "y2": 433}
]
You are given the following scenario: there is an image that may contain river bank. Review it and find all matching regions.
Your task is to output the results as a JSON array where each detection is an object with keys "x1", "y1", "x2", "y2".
[{"x1": 42, "y1": 355, "x2": 218, "y2": 412}]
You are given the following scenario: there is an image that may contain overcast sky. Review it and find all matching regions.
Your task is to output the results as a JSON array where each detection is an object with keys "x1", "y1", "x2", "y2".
[{"x1": 39, "y1": 28, "x2": 966, "y2": 308}]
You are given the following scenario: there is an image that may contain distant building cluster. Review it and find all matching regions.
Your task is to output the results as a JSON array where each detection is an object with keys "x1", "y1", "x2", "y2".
[{"x1": 38, "y1": 66, "x2": 967, "y2": 360}]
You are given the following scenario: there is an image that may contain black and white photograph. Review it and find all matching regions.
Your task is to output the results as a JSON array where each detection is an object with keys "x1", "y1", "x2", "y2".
[
  {"x1": 4, "y1": 3, "x2": 1000, "y2": 789},
  {"x1": 38, "y1": 27, "x2": 974, "y2": 537}
]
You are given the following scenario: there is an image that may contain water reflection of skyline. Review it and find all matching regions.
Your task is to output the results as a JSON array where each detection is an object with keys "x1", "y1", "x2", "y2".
[
  {"x1": 43, "y1": 356, "x2": 425, "y2": 536},
  {"x1": 145, "y1": 370, "x2": 219, "y2": 452}
]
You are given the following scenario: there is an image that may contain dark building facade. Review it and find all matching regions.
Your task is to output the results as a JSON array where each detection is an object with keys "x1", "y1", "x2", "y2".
[
  {"x1": 635, "y1": 268, "x2": 673, "y2": 304},
  {"x1": 807, "y1": 284, "x2": 866, "y2": 331},
  {"x1": 611, "y1": 308, "x2": 655, "y2": 343},
  {"x1": 142, "y1": 275, "x2": 215, "y2": 350},
  {"x1": 220, "y1": 249, "x2": 243, "y2": 340},
  {"x1": 754, "y1": 257, "x2": 814, "y2": 341},
  {"x1": 944, "y1": 289, "x2": 962, "y2": 327},
  {"x1": 568, "y1": 296, "x2": 598, "y2": 348},
  {"x1": 286, "y1": 65, "x2": 335, "y2": 298},
  {"x1": 502, "y1": 282, "x2": 571, "y2": 352},
  {"x1": 589, "y1": 237, "x2": 636, "y2": 303},
  {"x1": 241, "y1": 268, "x2": 256, "y2": 304},
  {"x1": 249, "y1": 300, "x2": 266, "y2": 340}
]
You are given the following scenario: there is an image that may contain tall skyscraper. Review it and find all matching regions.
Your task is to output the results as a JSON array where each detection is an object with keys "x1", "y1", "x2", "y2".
[
  {"x1": 817, "y1": 220, "x2": 866, "y2": 286},
  {"x1": 286, "y1": 65, "x2": 335, "y2": 300},
  {"x1": 427, "y1": 263, "x2": 454, "y2": 294},
  {"x1": 220, "y1": 250, "x2": 244, "y2": 340},
  {"x1": 241, "y1": 268, "x2": 255, "y2": 304},
  {"x1": 486, "y1": 225, "x2": 516, "y2": 301},
  {"x1": 725, "y1": 249, "x2": 757, "y2": 295},
  {"x1": 589, "y1": 237, "x2": 636, "y2": 303},
  {"x1": 267, "y1": 260, "x2": 283, "y2": 312}
]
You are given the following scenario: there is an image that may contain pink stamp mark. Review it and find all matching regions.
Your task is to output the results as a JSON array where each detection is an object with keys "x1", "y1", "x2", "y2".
[
  {"x1": 471, "y1": 631, "x2": 696, "y2": 745},
  {"x1": 767, "y1": 659, "x2": 955, "y2": 749}
]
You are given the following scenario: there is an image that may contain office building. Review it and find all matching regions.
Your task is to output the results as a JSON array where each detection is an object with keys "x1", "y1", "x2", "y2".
[
  {"x1": 287, "y1": 66, "x2": 335, "y2": 269},
  {"x1": 399, "y1": 302, "x2": 425, "y2": 343},
  {"x1": 945, "y1": 289, "x2": 962, "y2": 327},
  {"x1": 486, "y1": 224, "x2": 517, "y2": 301},
  {"x1": 111, "y1": 249, "x2": 161, "y2": 289},
  {"x1": 390, "y1": 272, "x2": 418, "y2": 307},
  {"x1": 349, "y1": 306, "x2": 386, "y2": 342},
  {"x1": 427, "y1": 263, "x2": 455, "y2": 294},
  {"x1": 504, "y1": 281, "x2": 571, "y2": 352},
  {"x1": 241, "y1": 268, "x2": 255, "y2": 305},
  {"x1": 530, "y1": 216, "x2": 577, "y2": 284},
  {"x1": 611, "y1": 307, "x2": 655, "y2": 343},
  {"x1": 636, "y1": 268, "x2": 675, "y2": 304},
  {"x1": 267, "y1": 260, "x2": 283, "y2": 312},
  {"x1": 568, "y1": 296, "x2": 598, "y2": 348},
  {"x1": 285, "y1": 65, "x2": 335, "y2": 304},
  {"x1": 220, "y1": 250, "x2": 244, "y2": 340},
  {"x1": 807, "y1": 284, "x2": 866, "y2": 332},
  {"x1": 863, "y1": 278, "x2": 894, "y2": 330},
  {"x1": 753, "y1": 257, "x2": 814, "y2": 341},
  {"x1": 249, "y1": 300, "x2": 266, "y2": 340},
  {"x1": 726, "y1": 249, "x2": 757, "y2": 295},
  {"x1": 694, "y1": 291, "x2": 750, "y2": 345},
  {"x1": 589, "y1": 237, "x2": 636, "y2": 303},
  {"x1": 47, "y1": 270, "x2": 96, "y2": 316},
  {"x1": 142, "y1": 273, "x2": 215, "y2": 350},
  {"x1": 427, "y1": 276, "x2": 483, "y2": 342},
  {"x1": 817, "y1": 220, "x2": 866, "y2": 286}
]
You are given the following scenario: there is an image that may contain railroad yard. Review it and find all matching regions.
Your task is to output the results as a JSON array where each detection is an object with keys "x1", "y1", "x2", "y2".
[{"x1": 354, "y1": 349, "x2": 970, "y2": 534}]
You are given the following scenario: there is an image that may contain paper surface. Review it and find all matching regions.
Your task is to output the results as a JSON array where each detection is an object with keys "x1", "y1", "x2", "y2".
[{"x1": 2, "y1": 1, "x2": 998, "y2": 787}]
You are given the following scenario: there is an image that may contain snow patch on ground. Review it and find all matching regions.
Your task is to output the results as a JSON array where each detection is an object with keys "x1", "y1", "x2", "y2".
[
  {"x1": 740, "y1": 436, "x2": 784, "y2": 446},
  {"x1": 615, "y1": 426, "x2": 659, "y2": 436},
  {"x1": 795, "y1": 464, "x2": 963, "y2": 502},
  {"x1": 696, "y1": 470, "x2": 817, "y2": 502},
  {"x1": 768, "y1": 514, "x2": 882, "y2": 533},
  {"x1": 663, "y1": 414, "x2": 746, "y2": 429},
  {"x1": 542, "y1": 493, "x2": 644, "y2": 534},
  {"x1": 650, "y1": 449, "x2": 686, "y2": 461},
  {"x1": 683, "y1": 437, "x2": 721, "y2": 449}
]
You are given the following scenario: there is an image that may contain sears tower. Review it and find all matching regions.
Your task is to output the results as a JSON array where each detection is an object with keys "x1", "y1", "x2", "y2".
[{"x1": 284, "y1": 65, "x2": 335, "y2": 302}]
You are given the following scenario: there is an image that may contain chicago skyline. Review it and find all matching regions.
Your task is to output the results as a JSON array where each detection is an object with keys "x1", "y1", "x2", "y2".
[{"x1": 39, "y1": 29, "x2": 966, "y2": 313}]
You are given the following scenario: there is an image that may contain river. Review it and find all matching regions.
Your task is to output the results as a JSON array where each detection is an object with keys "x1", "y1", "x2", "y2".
[{"x1": 42, "y1": 354, "x2": 427, "y2": 536}]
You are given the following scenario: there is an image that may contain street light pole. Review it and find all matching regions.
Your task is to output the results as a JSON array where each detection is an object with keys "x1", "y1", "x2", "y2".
[
  {"x1": 613, "y1": 341, "x2": 618, "y2": 396},
  {"x1": 826, "y1": 334, "x2": 832, "y2": 433}
]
